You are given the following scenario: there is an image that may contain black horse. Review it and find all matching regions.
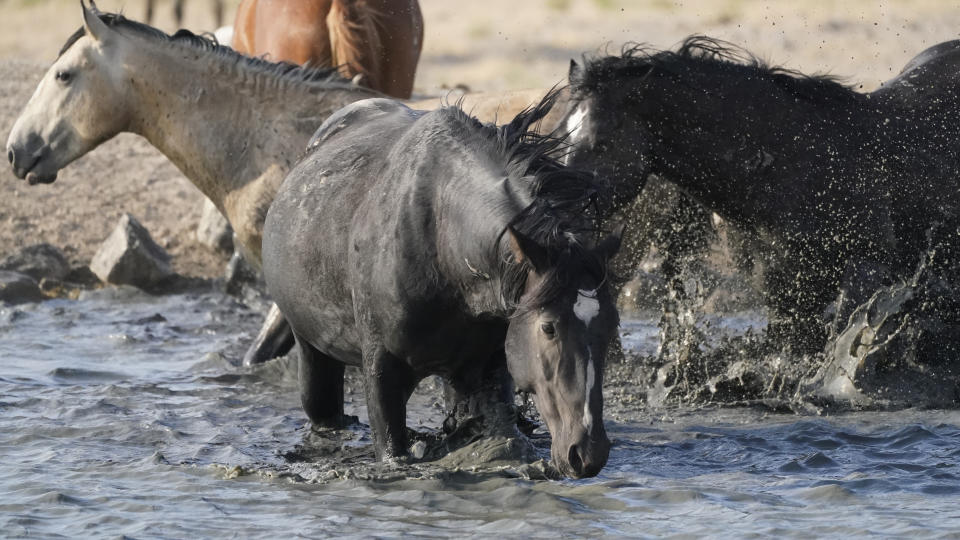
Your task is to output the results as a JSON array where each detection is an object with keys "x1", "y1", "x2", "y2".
[
  {"x1": 262, "y1": 93, "x2": 622, "y2": 478},
  {"x1": 562, "y1": 36, "x2": 960, "y2": 352}
]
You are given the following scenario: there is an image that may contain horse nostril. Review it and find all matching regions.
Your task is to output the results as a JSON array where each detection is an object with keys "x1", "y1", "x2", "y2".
[
  {"x1": 567, "y1": 444, "x2": 584, "y2": 476},
  {"x1": 6, "y1": 149, "x2": 13, "y2": 165}
]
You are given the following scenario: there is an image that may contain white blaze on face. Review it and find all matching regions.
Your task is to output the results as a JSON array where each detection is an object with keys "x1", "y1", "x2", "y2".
[
  {"x1": 573, "y1": 288, "x2": 600, "y2": 432},
  {"x1": 583, "y1": 350, "x2": 595, "y2": 432},
  {"x1": 573, "y1": 288, "x2": 599, "y2": 327},
  {"x1": 562, "y1": 106, "x2": 587, "y2": 166},
  {"x1": 565, "y1": 106, "x2": 586, "y2": 142}
]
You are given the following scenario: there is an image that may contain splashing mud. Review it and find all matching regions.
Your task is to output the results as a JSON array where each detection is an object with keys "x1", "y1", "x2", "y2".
[
  {"x1": 614, "y1": 193, "x2": 960, "y2": 412},
  {"x1": 806, "y1": 222, "x2": 960, "y2": 408}
]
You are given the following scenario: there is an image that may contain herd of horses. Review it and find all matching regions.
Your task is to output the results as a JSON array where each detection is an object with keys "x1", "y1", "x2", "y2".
[{"x1": 6, "y1": 1, "x2": 960, "y2": 478}]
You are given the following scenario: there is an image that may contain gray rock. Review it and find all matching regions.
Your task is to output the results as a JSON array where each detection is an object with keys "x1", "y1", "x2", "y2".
[
  {"x1": 63, "y1": 265, "x2": 101, "y2": 288},
  {"x1": 90, "y1": 214, "x2": 173, "y2": 289},
  {"x1": 0, "y1": 271, "x2": 43, "y2": 304},
  {"x1": 0, "y1": 243, "x2": 69, "y2": 281},
  {"x1": 196, "y1": 199, "x2": 234, "y2": 253}
]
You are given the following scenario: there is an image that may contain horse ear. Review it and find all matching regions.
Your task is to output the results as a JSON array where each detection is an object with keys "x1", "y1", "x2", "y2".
[
  {"x1": 597, "y1": 223, "x2": 625, "y2": 261},
  {"x1": 569, "y1": 59, "x2": 582, "y2": 80},
  {"x1": 81, "y1": 0, "x2": 112, "y2": 42},
  {"x1": 507, "y1": 227, "x2": 549, "y2": 273}
]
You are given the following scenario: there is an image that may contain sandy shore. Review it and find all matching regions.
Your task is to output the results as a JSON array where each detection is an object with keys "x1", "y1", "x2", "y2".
[{"x1": 2, "y1": 0, "x2": 958, "y2": 277}]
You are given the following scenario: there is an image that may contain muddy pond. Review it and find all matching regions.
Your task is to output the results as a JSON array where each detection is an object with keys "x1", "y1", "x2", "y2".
[{"x1": 2, "y1": 289, "x2": 960, "y2": 537}]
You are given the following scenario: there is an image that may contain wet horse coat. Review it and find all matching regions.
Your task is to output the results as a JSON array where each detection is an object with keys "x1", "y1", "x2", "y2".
[
  {"x1": 263, "y1": 95, "x2": 622, "y2": 478},
  {"x1": 562, "y1": 37, "x2": 960, "y2": 352}
]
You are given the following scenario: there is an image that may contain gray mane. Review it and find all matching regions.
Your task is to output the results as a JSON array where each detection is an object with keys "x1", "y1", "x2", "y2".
[{"x1": 59, "y1": 10, "x2": 355, "y2": 90}]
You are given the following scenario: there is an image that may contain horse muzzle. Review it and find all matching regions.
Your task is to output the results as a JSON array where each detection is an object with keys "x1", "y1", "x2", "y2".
[
  {"x1": 7, "y1": 141, "x2": 57, "y2": 185},
  {"x1": 556, "y1": 430, "x2": 611, "y2": 479}
]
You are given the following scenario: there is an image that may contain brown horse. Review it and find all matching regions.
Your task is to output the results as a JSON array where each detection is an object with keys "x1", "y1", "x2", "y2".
[
  {"x1": 145, "y1": 0, "x2": 224, "y2": 29},
  {"x1": 232, "y1": 0, "x2": 423, "y2": 99}
]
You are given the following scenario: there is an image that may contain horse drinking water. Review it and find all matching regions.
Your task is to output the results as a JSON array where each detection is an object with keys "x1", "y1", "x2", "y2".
[{"x1": 263, "y1": 94, "x2": 622, "y2": 478}]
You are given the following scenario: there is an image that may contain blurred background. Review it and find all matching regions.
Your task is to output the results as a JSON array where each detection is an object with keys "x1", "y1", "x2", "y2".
[
  {"x1": 3, "y1": 0, "x2": 960, "y2": 94},
  {"x1": 2, "y1": 0, "x2": 960, "y2": 278}
]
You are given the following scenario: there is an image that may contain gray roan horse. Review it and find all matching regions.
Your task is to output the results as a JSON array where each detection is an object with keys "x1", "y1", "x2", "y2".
[
  {"x1": 263, "y1": 93, "x2": 622, "y2": 478},
  {"x1": 5, "y1": 2, "x2": 382, "y2": 364},
  {"x1": 562, "y1": 36, "x2": 960, "y2": 353}
]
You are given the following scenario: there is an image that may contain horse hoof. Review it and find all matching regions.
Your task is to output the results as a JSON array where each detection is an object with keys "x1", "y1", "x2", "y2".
[{"x1": 309, "y1": 414, "x2": 359, "y2": 432}]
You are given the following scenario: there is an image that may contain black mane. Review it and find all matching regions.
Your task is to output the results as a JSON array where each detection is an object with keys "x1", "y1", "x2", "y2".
[
  {"x1": 444, "y1": 90, "x2": 610, "y2": 311},
  {"x1": 59, "y1": 11, "x2": 351, "y2": 88},
  {"x1": 572, "y1": 35, "x2": 859, "y2": 105}
]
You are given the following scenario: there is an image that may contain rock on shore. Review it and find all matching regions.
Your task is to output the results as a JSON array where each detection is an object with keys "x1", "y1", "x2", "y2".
[{"x1": 90, "y1": 213, "x2": 173, "y2": 289}]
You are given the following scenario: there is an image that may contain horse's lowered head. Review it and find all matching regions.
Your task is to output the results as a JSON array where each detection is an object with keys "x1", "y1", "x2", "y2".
[
  {"x1": 7, "y1": 1, "x2": 132, "y2": 184},
  {"x1": 503, "y1": 225, "x2": 622, "y2": 478}
]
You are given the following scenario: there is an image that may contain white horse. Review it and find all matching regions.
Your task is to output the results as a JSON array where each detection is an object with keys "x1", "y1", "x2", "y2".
[
  {"x1": 7, "y1": 2, "x2": 381, "y2": 266},
  {"x1": 6, "y1": 2, "x2": 386, "y2": 364}
]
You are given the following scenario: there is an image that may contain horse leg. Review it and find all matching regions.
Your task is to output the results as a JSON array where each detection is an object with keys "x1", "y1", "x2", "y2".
[
  {"x1": 296, "y1": 334, "x2": 350, "y2": 429},
  {"x1": 362, "y1": 344, "x2": 417, "y2": 460},
  {"x1": 655, "y1": 192, "x2": 713, "y2": 389},
  {"x1": 173, "y1": 0, "x2": 184, "y2": 28},
  {"x1": 145, "y1": 0, "x2": 154, "y2": 23},
  {"x1": 762, "y1": 251, "x2": 834, "y2": 354},
  {"x1": 243, "y1": 303, "x2": 295, "y2": 366},
  {"x1": 442, "y1": 349, "x2": 515, "y2": 435}
]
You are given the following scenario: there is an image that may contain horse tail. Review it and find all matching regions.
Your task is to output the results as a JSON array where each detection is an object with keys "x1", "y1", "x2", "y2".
[{"x1": 327, "y1": 0, "x2": 384, "y2": 92}]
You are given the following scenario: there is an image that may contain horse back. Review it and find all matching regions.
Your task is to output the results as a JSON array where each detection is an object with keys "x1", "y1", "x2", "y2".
[
  {"x1": 874, "y1": 40, "x2": 960, "y2": 104},
  {"x1": 264, "y1": 99, "x2": 429, "y2": 362},
  {"x1": 265, "y1": 101, "x2": 508, "y2": 368}
]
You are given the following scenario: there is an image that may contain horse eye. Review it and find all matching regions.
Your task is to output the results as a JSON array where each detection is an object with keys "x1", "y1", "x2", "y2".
[
  {"x1": 540, "y1": 322, "x2": 556, "y2": 337},
  {"x1": 55, "y1": 71, "x2": 72, "y2": 84}
]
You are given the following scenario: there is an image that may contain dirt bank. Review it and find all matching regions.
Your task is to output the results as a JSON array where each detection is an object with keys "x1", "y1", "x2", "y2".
[{"x1": 3, "y1": 0, "x2": 960, "y2": 278}]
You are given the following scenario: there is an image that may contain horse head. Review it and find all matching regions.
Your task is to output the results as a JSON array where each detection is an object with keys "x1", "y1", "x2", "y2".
[
  {"x1": 7, "y1": 1, "x2": 131, "y2": 185},
  {"x1": 562, "y1": 58, "x2": 658, "y2": 206},
  {"x1": 503, "y1": 226, "x2": 622, "y2": 478}
]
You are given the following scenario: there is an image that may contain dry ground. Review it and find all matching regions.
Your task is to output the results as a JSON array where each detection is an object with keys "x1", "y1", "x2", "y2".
[{"x1": 1, "y1": 0, "x2": 959, "y2": 277}]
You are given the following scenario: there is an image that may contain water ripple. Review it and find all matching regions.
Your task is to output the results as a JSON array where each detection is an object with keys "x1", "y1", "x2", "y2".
[{"x1": 1, "y1": 293, "x2": 960, "y2": 536}]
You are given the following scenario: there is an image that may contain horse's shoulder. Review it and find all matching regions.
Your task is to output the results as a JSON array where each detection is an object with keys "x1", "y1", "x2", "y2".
[{"x1": 306, "y1": 98, "x2": 422, "y2": 153}]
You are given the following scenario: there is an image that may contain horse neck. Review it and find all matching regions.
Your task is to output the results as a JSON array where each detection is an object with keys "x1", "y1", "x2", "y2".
[
  {"x1": 435, "y1": 162, "x2": 530, "y2": 317},
  {"x1": 121, "y1": 39, "x2": 377, "y2": 217},
  {"x1": 639, "y1": 82, "x2": 872, "y2": 223}
]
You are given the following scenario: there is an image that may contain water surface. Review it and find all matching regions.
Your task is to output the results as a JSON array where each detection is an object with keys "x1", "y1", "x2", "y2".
[{"x1": 2, "y1": 290, "x2": 959, "y2": 537}]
